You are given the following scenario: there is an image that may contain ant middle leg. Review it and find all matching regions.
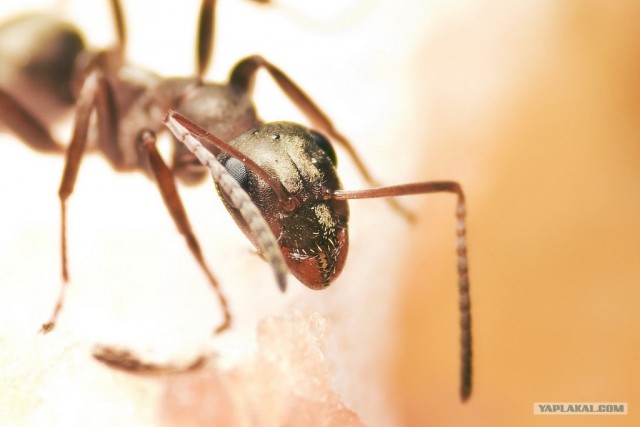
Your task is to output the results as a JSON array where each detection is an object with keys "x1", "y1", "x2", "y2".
[{"x1": 42, "y1": 69, "x2": 117, "y2": 332}]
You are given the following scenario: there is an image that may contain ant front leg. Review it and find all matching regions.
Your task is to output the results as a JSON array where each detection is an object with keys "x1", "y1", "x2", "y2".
[
  {"x1": 228, "y1": 55, "x2": 415, "y2": 221},
  {"x1": 42, "y1": 70, "x2": 119, "y2": 333},
  {"x1": 0, "y1": 87, "x2": 64, "y2": 154},
  {"x1": 334, "y1": 181, "x2": 472, "y2": 401},
  {"x1": 138, "y1": 130, "x2": 232, "y2": 334}
]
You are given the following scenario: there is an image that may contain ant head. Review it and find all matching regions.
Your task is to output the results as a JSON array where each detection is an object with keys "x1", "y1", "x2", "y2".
[{"x1": 217, "y1": 122, "x2": 349, "y2": 289}]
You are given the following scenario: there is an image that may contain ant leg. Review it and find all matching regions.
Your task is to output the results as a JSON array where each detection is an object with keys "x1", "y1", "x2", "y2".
[
  {"x1": 108, "y1": 0, "x2": 127, "y2": 52},
  {"x1": 196, "y1": 0, "x2": 216, "y2": 78},
  {"x1": 195, "y1": 0, "x2": 275, "y2": 77},
  {"x1": 138, "y1": 129, "x2": 232, "y2": 334},
  {"x1": 45, "y1": 73, "x2": 99, "y2": 332},
  {"x1": 92, "y1": 345, "x2": 206, "y2": 374},
  {"x1": 93, "y1": 72, "x2": 122, "y2": 166},
  {"x1": 0, "y1": 88, "x2": 64, "y2": 153},
  {"x1": 229, "y1": 56, "x2": 370, "y2": 178},
  {"x1": 229, "y1": 55, "x2": 415, "y2": 220},
  {"x1": 334, "y1": 181, "x2": 472, "y2": 400},
  {"x1": 43, "y1": 71, "x2": 118, "y2": 333}
]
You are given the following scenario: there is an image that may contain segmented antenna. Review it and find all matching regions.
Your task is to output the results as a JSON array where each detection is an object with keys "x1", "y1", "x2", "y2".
[{"x1": 164, "y1": 111, "x2": 288, "y2": 292}]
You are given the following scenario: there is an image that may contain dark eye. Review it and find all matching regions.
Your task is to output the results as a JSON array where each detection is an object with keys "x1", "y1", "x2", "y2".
[
  {"x1": 224, "y1": 157, "x2": 248, "y2": 188},
  {"x1": 309, "y1": 130, "x2": 337, "y2": 166}
]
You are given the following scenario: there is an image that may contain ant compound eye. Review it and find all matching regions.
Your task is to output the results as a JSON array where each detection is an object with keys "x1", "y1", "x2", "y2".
[
  {"x1": 309, "y1": 130, "x2": 337, "y2": 166},
  {"x1": 224, "y1": 157, "x2": 248, "y2": 188}
]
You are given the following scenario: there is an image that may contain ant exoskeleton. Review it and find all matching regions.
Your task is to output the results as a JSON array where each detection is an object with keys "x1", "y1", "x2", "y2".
[
  {"x1": 0, "y1": 0, "x2": 261, "y2": 333},
  {"x1": 1, "y1": 0, "x2": 473, "y2": 401},
  {"x1": 0, "y1": 1, "x2": 412, "y2": 328},
  {"x1": 162, "y1": 110, "x2": 473, "y2": 401}
]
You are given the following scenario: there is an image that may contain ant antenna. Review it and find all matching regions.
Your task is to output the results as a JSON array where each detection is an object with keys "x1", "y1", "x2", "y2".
[{"x1": 164, "y1": 110, "x2": 289, "y2": 292}]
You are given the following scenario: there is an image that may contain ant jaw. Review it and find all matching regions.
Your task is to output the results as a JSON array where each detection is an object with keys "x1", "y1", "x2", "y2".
[{"x1": 279, "y1": 227, "x2": 348, "y2": 290}]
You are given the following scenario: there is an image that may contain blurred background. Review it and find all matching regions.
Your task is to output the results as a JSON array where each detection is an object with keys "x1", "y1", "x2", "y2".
[{"x1": 0, "y1": 0, "x2": 639, "y2": 426}]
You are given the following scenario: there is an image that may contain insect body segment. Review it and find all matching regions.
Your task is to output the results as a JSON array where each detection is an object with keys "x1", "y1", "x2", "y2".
[
  {"x1": 163, "y1": 112, "x2": 289, "y2": 292},
  {"x1": 2, "y1": 0, "x2": 473, "y2": 401},
  {"x1": 216, "y1": 122, "x2": 349, "y2": 289},
  {"x1": 0, "y1": 13, "x2": 86, "y2": 152},
  {"x1": 165, "y1": 111, "x2": 473, "y2": 401}
]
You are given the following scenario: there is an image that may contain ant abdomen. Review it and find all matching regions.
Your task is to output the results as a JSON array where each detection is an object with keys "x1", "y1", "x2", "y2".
[{"x1": 0, "y1": 13, "x2": 86, "y2": 123}]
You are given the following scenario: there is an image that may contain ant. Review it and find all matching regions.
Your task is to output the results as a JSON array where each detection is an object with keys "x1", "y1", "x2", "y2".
[
  {"x1": 1, "y1": 0, "x2": 473, "y2": 401},
  {"x1": 0, "y1": 0, "x2": 310, "y2": 332},
  {"x1": 162, "y1": 110, "x2": 473, "y2": 401}
]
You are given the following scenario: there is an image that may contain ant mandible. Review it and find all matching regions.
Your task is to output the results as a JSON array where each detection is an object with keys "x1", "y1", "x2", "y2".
[{"x1": 0, "y1": 0, "x2": 472, "y2": 401}]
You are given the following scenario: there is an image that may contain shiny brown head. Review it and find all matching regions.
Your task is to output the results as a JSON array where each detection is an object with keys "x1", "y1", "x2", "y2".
[{"x1": 216, "y1": 122, "x2": 349, "y2": 289}]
